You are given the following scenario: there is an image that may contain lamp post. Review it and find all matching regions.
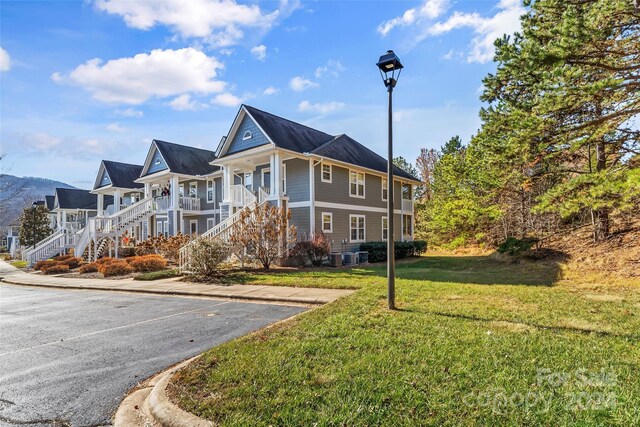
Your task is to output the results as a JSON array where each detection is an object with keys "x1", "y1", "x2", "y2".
[
  {"x1": 377, "y1": 50, "x2": 403, "y2": 310},
  {"x1": 31, "y1": 201, "x2": 38, "y2": 249}
]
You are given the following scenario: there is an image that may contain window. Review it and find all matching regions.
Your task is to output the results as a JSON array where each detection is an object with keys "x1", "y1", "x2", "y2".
[
  {"x1": 155, "y1": 158, "x2": 161, "y2": 165},
  {"x1": 382, "y1": 216, "x2": 388, "y2": 241},
  {"x1": 243, "y1": 131, "x2": 253, "y2": 140},
  {"x1": 282, "y1": 164, "x2": 287, "y2": 194},
  {"x1": 382, "y1": 178, "x2": 388, "y2": 201},
  {"x1": 322, "y1": 212, "x2": 333, "y2": 233},
  {"x1": 321, "y1": 164, "x2": 332, "y2": 183},
  {"x1": 402, "y1": 183, "x2": 412, "y2": 200},
  {"x1": 244, "y1": 172, "x2": 253, "y2": 191},
  {"x1": 190, "y1": 220, "x2": 198, "y2": 235},
  {"x1": 349, "y1": 170, "x2": 365, "y2": 198},
  {"x1": 403, "y1": 214, "x2": 412, "y2": 236},
  {"x1": 350, "y1": 214, "x2": 366, "y2": 242},
  {"x1": 178, "y1": 184, "x2": 185, "y2": 197},
  {"x1": 206, "y1": 179, "x2": 214, "y2": 202},
  {"x1": 262, "y1": 168, "x2": 271, "y2": 188},
  {"x1": 207, "y1": 218, "x2": 215, "y2": 230},
  {"x1": 189, "y1": 182, "x2": 197, "y2": 198},
  {"x1": 156, "y1": 221, "x2": 162, "y2": 236}
]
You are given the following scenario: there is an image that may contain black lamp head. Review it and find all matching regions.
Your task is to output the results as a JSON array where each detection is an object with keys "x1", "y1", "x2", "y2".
[{"x1": 376, "y1": 50, "x2": 404, "y2": 89}]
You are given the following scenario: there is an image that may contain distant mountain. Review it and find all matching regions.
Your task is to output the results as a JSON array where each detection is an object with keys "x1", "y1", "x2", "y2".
[{"x1": 0, "y1": 175, "x2": 76, "y2": 227}]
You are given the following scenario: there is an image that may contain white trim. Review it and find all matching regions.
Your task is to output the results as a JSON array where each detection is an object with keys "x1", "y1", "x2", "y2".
[
  {"x1": 242, "y1": 130, "x2": 253, "y2": 140},
  {"x1": 188, "y1": 181, "x2": 198, "y2": 198},
  {"x1": 288, "y1": 201, "x2": 311, "y2": 208},
  {"x1": 189, "y1": 219, "x2": 198, "y2": 235},
  {"x1": 321, "y1": 212, "x2": 333, "y2": 233},
  {"x1": 315, "y1": 201, "x2": 404, "y2": 214},
  {"x1": 349, "y1": 169, "x2": 365, "y2": 199},
  {"x1": 321, "y1": 163, "x2": 332, "y2": 183},
  {"x1": 382, "y1": 178, "x2": 388, "y2": 201},
  {"x1": 349, "y1": 214, "x2": 366, "y2": 243},
  {"x1": 261, "y1": 167, "x2": 271, "y2": 188},
  {"x1": 382, "y1": 216, "x2": 388, "y2": 241},
  {"x1": 206, "y1": 179, "x2": 214, "y2": 203},
  {"x1": 206, "y1": 217, "x2": 215, "y2": 230},
  {"x1": 282, "y1": 163, "x2": 287, "y2": 194},
  {"x1": 309, "y1": 158, "x2": 316, "y2": 234}
]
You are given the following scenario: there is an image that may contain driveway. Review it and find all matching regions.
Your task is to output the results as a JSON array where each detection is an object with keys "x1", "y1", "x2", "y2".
[{"x1": 0, "y1": 284, "x2": 305, "y2": 426}]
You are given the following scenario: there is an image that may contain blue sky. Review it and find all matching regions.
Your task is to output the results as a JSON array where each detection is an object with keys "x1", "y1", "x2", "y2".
[{"x1": 0, "y1": 0, "x2": 525, "y2": 188}]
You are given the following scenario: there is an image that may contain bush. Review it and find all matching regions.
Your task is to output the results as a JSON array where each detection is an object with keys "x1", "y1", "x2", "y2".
[
  {"x1": 497, "y1": 237, "x2": 538, "y2": 256},
  {"x1": 34, "y1": 259, "x2": 58, "y2": 271},
  {"x1": 78, "y1": 262, "x2": 99, "y2": 274},
  {"x1": 98, "y1": 260, "x2": 134, "y2": 277},
  {"x1": 136, "y1": 233, "x2": 190, "y2": 262},
  {"x1": 52, "y1": 254, "x2": 73, "y2": 262},
  {"x1": 187, "y1": 239, "x2": 230, "y2": 278},
  {"x1": 119, "y1": 247, "x2": 137, "y2": 258},
  {"x1": 96, "y1": 257, "x2": 116, "y2": 265},
  {"x1": 42, "y1": 264, "x2": 70, "y2": 275},
  {"x1": 292, "y1": 233, "x2": 331, "y2": 266},
  {"x1": 127, "y1": 254, "x2": 167, "y2": 272},
  {"x1": 360, "y1": 240, "x2": 428, "y2": 263},
  {"x1": 134, "y1": 269, "x2": 181, "y2": 281},
  {"x1": 59, "y1": 257, "x2": 83, "y2": 269}
]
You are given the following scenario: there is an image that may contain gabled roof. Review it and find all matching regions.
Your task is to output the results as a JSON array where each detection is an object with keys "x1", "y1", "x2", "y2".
[
  {"x1": 244, "y1": 105, "x2": 334, "y2": 154},
  {"x1": 312, "y1": 134, "x2": 418, "y2": 181},
  {"x1": 100, "y1": 161, "x2": 144, "y2": 190},
  {"x1": 142, "y1": 140, "x2": 219, "y2": 177},
  {"x1": 54, "y1": 188, "x2": 112, "y2": 210},
  {"x1": 45, "y1": 195, "x2": 55, "y2": 211}
]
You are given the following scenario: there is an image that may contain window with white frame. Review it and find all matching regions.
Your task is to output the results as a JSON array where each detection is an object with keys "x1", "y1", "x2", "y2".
[
  {"x1": 206, "y1": 179, "x2": 214, "y2": 202},
  {"x1": 403, "y1": 214, "x2": 412, "y2": 236},
  {"x1": 178, "y1": 184, "x2": 184, "y2": 197},
  {"x1": 190, "y1": 220, "x2": 198, "y2": 235},
  {"x1": 402, "y1": 183, "x2": 412, "y2": 200},
  {"x1": 206, "y1": 218, "x2": 215, "y2": 230},
  {"x1": 382, "y1": 178, "x2": 388, "y2": 201},
  {"x1": 243, "y1": 131, "x2": 252, "y2": 140},
  {"x1": 189, "y1": 182, "x2": 197, "y2": 198},
  {"x1": 321, "y1": 212, "x2": 333, "y2": 233},
  {"x1": 350, "y1": 214, "x2": 366, "y2": 242},
  {"x1": 382, "y1": 216, "x2": 388, "y2": 241},
  {"x1": 261, "y1": 168, "x2": 271, "y2": 188},
  {"x1": 321, "y1": 163, "x2": 332, "y2": 183},
  {"x1": 349, "y1": 170, "x2": 365, "y2": 198}
]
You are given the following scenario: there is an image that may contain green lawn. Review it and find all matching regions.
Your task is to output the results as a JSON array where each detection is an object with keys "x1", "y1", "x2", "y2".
[
  {"x1": 171, "y1": 255, "x2": 640, "y2": 426},
  {"x1": 10, "y1": 260, "x2": 27, "y2": 269}
]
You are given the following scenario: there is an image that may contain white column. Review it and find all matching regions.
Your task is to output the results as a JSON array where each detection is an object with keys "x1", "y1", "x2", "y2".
[
  {"x1": 309, "y1": 158, "x2": 315, "y2": 235},
  {"x1": 272, "y1": 151, "x2": 281, "y2": 199},
  {"x1": 97, "y1": 194, "x2": 104, "y2": 217},
  {"x1": 62, "y1": 211, "x2": 67, "y2": 229},
  {"x1": 223, "y1": 165, "x2": 232, "y2": 202},
  {"x1": 269, "y1": 154, "x2": 276, "y2": 197},
  {"x1": 170, "y1": 176, "x2": 179, "y2": 209},
  {"x1": 144, "y1": 182, "x2": 150, "y2": 199},
  {"x1": 57, "y1": 211, "x2": 62, "y2": 230},
  {"x1": 114, "y1": 190, "x2": 121, "y2": 212}
]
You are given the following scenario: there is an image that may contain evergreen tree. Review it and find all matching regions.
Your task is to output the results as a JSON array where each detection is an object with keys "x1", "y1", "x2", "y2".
[{"x1": 19, "y1": 205, "x2": 52, "y2": 248}]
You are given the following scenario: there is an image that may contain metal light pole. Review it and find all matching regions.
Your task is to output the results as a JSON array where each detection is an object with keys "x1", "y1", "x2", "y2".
[
  {"x1": 31, "y1": 202, "x2": 38, "y2": 249},
  {"x1": 377, "y1": 50, "x2": 403, "y2": 310}
]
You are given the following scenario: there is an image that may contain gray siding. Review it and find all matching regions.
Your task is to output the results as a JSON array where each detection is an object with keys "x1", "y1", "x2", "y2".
[
  {"x1": 215, "y1": 177, "x2": 223, "y2": 209},
  {"x1": 98, "y1": 169, "x2": 111, "y2": 187},
  {"x1": 148, "y1": 147, "x2": 168, "y2": 174},
  {"x1": 284, "y1": 158, "x2": 309, "y2": 202},
  {"x1": 226, "y1": 115, "x2": 269, "y2": 155},
  {"x1": 290, "y1": 207, "x2": 310, "y2": 239},
  {"x1": 253, "y1": 163, "x2": 270, "y2": 190},
  {"x1": 183, "y1": 214, "x2": 215, "y2": 236}
]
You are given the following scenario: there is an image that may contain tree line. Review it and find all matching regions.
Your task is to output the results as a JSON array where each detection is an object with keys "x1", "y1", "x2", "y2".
[{"x1": 400, "y1": 0, "x2": 639, "y2": 248}]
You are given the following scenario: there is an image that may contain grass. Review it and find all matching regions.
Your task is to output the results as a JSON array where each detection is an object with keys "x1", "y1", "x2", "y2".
[
  {"x1": 133, "y1": 269, "x2": 181, "y2": 281},
  {"x1": 171, "y1": 255, "x2": 640, "y2": 426},
  {"x1": 10, "y1": 260, "x2": 27, "y2": 268}
]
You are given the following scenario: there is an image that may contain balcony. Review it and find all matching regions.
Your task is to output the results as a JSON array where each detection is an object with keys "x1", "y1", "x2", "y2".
[
  {"x1": 402, "y1": 198, "x2": 413, "y2": 212},
  {"x1": 179, "y1": 196, "x2": 201, "y2": 211}
]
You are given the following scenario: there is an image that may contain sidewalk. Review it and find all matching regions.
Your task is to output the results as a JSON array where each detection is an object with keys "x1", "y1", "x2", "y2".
[{"x1": 0, "y1": 261, "x2": 354, "y2": 305}]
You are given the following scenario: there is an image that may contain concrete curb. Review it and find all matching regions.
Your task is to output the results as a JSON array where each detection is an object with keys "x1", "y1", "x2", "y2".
[
  {"x1": 0, "y1": 278, "x2": 330, "y2": 306},
  {"x1": 148, "y1": 371, "x2": 213, "y2": 427}
]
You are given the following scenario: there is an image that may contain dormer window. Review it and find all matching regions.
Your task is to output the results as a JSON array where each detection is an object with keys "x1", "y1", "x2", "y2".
[
  {"x1": 155, "y1": 158, "x2": 161, "y2": 165},
  {"x1": 243, "y1": 131, "x2": 253, "y2": 140}
]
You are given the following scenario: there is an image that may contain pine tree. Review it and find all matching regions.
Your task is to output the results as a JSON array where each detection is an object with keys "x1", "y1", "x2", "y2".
[{"x1": 19, "y1": 205, "x2": 52, "y2": 248}]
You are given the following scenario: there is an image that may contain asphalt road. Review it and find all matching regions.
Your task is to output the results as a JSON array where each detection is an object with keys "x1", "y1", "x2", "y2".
[{"x1": 0, "y1": 284, "x2": 305, "y2": 427}]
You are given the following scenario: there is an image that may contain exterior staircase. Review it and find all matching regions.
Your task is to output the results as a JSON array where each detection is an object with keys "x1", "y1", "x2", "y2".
[
  {"x1": 22, "y1": 229, "x2": 72, "y2": 266},
  {"x1": 95, "y1": 197, "x2": 154, "y2": 236}
]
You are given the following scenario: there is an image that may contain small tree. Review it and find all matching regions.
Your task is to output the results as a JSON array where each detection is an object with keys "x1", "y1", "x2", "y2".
[
  {"x1": 189, "y1": 238, "x2": 230, "y2": 278},
  {"x1": 230, "y1": 203, "x2": 296, "y2": 270},
  {"x1": 19, "y1": 205, "x2": 52, "y2": 248},
  {"x1": 292, "y1": 232, "x2": 331, "y2": 266}
]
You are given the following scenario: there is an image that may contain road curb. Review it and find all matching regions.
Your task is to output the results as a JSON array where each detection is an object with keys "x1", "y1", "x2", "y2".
[
  {"x1": 0, "y1": 278, "x2": 329, "y2": 306},
  {"x1": 148, "y1": 370, "x2": 213, "y2": 427}
]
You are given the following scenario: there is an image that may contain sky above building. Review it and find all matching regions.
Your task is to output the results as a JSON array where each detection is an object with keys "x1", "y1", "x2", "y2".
[{"x1": 0, "y1": 0, "x2": 525, "y2": 188}]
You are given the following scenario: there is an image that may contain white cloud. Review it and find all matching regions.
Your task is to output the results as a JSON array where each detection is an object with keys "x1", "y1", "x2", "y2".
[
  {"x1": 0, "y1": 47, "x2": 10, "y2": 72},
  {"x1": 289, "y1": 76, "x2": 319, "y2": 92},
  {"x1": 168, "y1": 94, "x2": 200, "y2": 111},
  {"x1": 115, "y1": 107, "x2": 144, "y2": 118},
  {"x1": 426, "y1": 0, "x2": 525, "y2": 63},
  {"x1": 298, "y1": 100, "x2": 344, "y2": 115},
  {"x1": 314, "y1": 60, "x2": 345, "y2": 78},
  {"x1": 19, "y1": 132, "x2": 107, "y2": 158},
  {"x1": 52, "y1": 48, "x2": 225, "y2": 104},
  {"x1": 212, "y1": 92, "x2": 243, "y2": 107},
  {"x1": 93, "y1": 0, "x2": 283, "y2": 48},
  {"x1": 251, "y1": 44, "x2": 267, "y2": 61},
  {"x1": 263, "y1": 86, "x2": 279, "y2": 95},
  {"x1": 21, "y1": 133, "x2": 62, "y2": 151},
  {"x1": 378, "y1": 0, "x2": 449, "y2": 36},
  {"x1": 106, "y1": 122, "x2": 126, "y2": 132}
]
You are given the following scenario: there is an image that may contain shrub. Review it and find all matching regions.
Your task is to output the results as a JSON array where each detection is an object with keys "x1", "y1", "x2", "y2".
[
  {"x1": 128, "y1": 254, "x2": 167, "y2": 272},
  {"x1": 292, "y1": 233, "x2": 331, "y2": 266},
  {"x1": 34, "y1": 259, "x2": 58, "y2": 271},
  {"x1": 52, "y1": 254, "x2": 73, "y2": 262},
  {"x1": 497, "y1": 237, "x2": 538, "y2": 256},
  {"x1": 96, "y1": 257, "x2": 116, "y2": 265},
  {"x1": 42, "y1": 264, "x2": 70, "y2": 275},
  {"x1": 187, "y1": 239, "x2": 230, "y2": 278},
  {"x1": 78, "y1": 262, "x2": 99, "y2": 274},
  {"x1": 98, "y1": 260, "x2": 134, "y2": 277},
  {"x1": 136, "y1": 234, "x2": 190, "y2": 262},
  {"x1": 59, "y1": 257, "x2": 84, "y2": 269},
  {"x1": 134, "y1": 269, "x2": 181, "y2": 281},
  {"x1": 119, "y1": 247, "x2": 137, "y2": 258},
  {"x1": 359, "y1": 240, "x2": 428, "y2": 263}
]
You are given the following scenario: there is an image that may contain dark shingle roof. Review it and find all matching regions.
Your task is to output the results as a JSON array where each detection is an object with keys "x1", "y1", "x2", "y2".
[
  {"x1": 150, "y1": 140, "x2": 219, "y2": 177},
  {"x1": 311, "y1": 134, "x2": 419, "y2": 181},
  {"x1": 45, "y1": 195, "x2": 55, "y2": 211},
  {"x1": 244, "y1": 105, "x2": 334, "y2": 154},
  {"x1": 101, "y1": 161, "x2": 144, "y2": 189},
  {"x1": 55, "y1": 188, "x2": 113, "y2": 210}
]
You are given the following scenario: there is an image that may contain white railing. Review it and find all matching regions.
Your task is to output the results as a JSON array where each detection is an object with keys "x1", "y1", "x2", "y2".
[
  {"x1": 402, "y1": 198, "x2": 413, "y2": 212},
  {"x1": 74, "y1": 220, "x2": 94, "y2": 259},
  {"x1": 22, "y1": 229, "x2": 69, "y2": 266},
  {"x1": 153, "y1": 196, "x2": 170, "y2": 213},
  {"x1": 258, "y1": 187, "x2": 269, "y2": 204},
  {"x1": 96, "y1": 197, "x2": 154, "y2": 234},
  {"x1": 179, "y1": 197, "x2": 201, "y2": 211},
  {"x1": 231, "y1": 185, "x2": 257, "y2": 207}
]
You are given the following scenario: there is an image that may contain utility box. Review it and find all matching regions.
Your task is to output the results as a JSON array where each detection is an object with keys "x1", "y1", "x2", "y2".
[
  {"x1": 329, "y1": 252, "x2": 342, "y2": 267},
  {"x1": 343, "y1": 252, "x2": 356, "y2": 266},
  {"x1": 357, "y1": 251, "x2": 369, "y2": 264}
]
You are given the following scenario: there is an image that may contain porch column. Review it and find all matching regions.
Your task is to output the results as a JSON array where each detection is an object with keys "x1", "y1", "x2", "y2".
[
  {"x1": 113, "y1": 190, "x2": 121, "y2": 213},
  {"x1": 57, "y1": 211, "x2": 62, "y2": 230},
  {"x1": 97, "y1": 194, "x2": 104, "y2": 217},
  {"x1": 223, "y1": 165, "x2": 232, "y2": 203},
  {"x1": 170, "y1": 175, "x2": 179, "y2": 236},
  {"x1": 144, "y1": 182, "x2": 150, "y2": 199},
  {"x1": 309, "y1": 158, "x2": 315, "y2": 234},
  {"x1": 271, "y1": 151, "x2": 282, "y2": 202}
]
